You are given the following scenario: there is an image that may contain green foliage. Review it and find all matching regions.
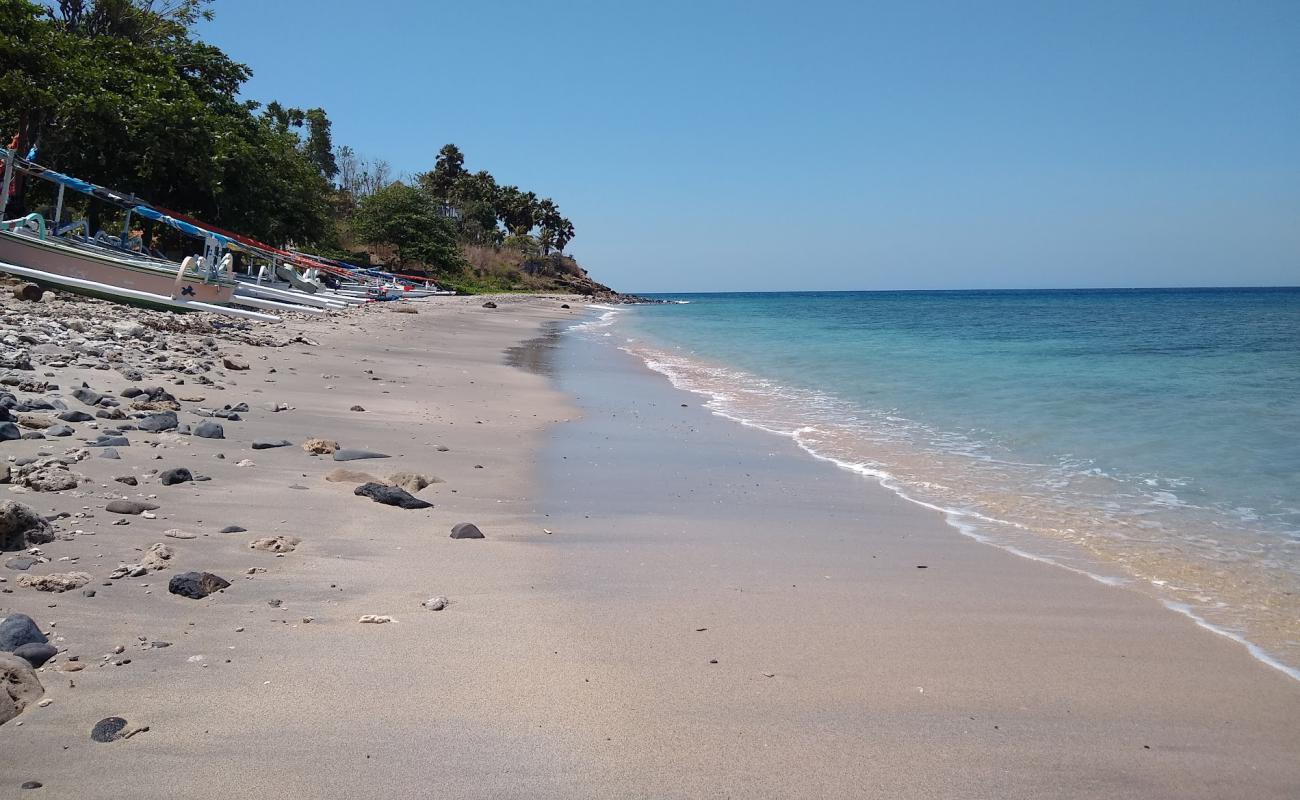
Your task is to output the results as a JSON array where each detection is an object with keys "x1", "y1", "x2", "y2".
[{"x1": 351, "y1": 182, "x2": 462, "y2": 273}]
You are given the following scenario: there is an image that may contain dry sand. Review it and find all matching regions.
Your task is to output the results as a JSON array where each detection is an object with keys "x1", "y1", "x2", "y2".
[{"x1": 0, "y1": 293, "x2": 1297, "y2": 799}]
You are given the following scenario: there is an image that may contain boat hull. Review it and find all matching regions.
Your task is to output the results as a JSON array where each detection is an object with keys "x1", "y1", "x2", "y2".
[{"x1": 0, "y1": 231, "x2": 235, "y2": 304}]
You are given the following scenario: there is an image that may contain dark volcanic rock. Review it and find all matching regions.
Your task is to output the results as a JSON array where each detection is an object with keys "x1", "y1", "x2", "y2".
[
  {"x1": 450, "y1": 522, "x2": 485, "y2": 540},
  {"x1": 251, "y1": 438, "x2": 292, "y2": 450},
  {"x1": 137, "y1": 411, "x2": 178, "y2": 432},
  {"x1": 114, "y1": 475, "x2": 138, "y2": 486},
  {"x1": 105, "y1": 500, "x2": 158, "y2": 515},
  {"x1": 159, "y1": 467, "x2": 193, "y2": 486},
  {"x1": 120, "y1": 387, "x2": 144, "y2": 399},
  {"x1": 168, "y1": 571, "x2": 231, "y2": 599},
  {"x1": 89, "y1": 435, "x2": 129, "y2": 447},
  {"x1": 1, "y1": 500, "x2": 56, "y2": 550},
  {"x1": 91, "y1": 717, "x2": 128, "y2": 742},
  {"x1": 4, "y1": 556, "x2": 38, "y2": 571},
  {"x1": 353, "y1": 482, "x2": 433, "y2": 510},
  {"x1": 12, "y1": 642, "x2": 57, "y2": 668},
  {"x1": 98, "y1": 447, "x2": 121, "y2": 459},
  {"x1": 193, "y1": 421, "x2": 224, "y2": 439},
  {"x1": 0, "y1": 613, "x2": 47, "y2": 651},
  {"x1": 350, "y1": 405, "x2": 365, "y2": 412},
  {"x1": 44, "y1": 424, "x2": 74, "y2": 437},
  {"x1": 57, "y1": 410, "x2": 94, "y2": 423},
  {"x1": 71, "y1": 387, "x2": 103, "y2": 407},
  {"x1": 482, "y1": 301, "x2": 497, "y2": 309},
  {"x1": 333, "y1": 449, "x2": 390, "y2": 462},
  {"x1": 0, "y1": 422, "x2": 18, "y2": 442},
  {"x1": 219, "y1": 525, "x2": 246, "y2": 533}
]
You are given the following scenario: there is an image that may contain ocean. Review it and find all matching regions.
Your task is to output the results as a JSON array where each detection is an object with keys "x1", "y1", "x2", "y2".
[{"x1": 583, "y1": 288, "x2": 1300, "y2": 677}]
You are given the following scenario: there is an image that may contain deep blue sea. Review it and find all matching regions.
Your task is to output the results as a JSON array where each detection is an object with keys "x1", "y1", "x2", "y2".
[{"x1": 587, "y1": 288, "x2": 1300, "y2": 676}]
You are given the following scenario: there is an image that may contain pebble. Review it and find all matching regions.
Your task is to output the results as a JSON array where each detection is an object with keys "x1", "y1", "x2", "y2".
[
  {"x1": 358, "y1": 615, "x2": 393, "y2": 624},
  {"x1": 90, "y1": 716, "x2": 128, "y2": 743},
  {"x1": 450, "y1": 522, "x2": 485, "y2": 540}
]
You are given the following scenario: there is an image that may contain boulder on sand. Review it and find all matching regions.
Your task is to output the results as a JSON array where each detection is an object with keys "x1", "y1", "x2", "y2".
[
  {"x1": 0, "y1": 500, "x2": 56, "y2": 551},
  {"x1": 136, "y1": 411, "x2": 178, "y2": 432},
  {"x1": 159, "y1": 467, "x2": 193, "y2": 486},
  {"x1": 302, "y1": 438, "x2": 339, "y2": 455},
  {"x1": 18, "y1": 571, "x2": 92, "y2": 592},
  {"x1": 249, "y1": 535, "x2": 300, "y2": 553},
  {"x1": 450, "y1": 522, "x2": 485, "y2": 540},
  {"x1": 12, "y1": 642, "x2": 57, "y2": 668},
  {"x1": 168, "y1": 571, "x2": 231, "y2": 599},
  {"x1": 251, "y1": 438, "x2": 293, "y2": 450},
  {"x1": 333, "y1": 448, "x2": 390, "y2": 462},
  {"x1": 384, "y1": 472, "x2": 441, "y2": 494},
  {"x1": 0, "y1": 652, "x2": 44, "y2": 725},
  {"x1": 0, "y1": 613, "x2": 47, "y2": 651},
  {"x1": 193, "y1": 421, "x2": 224, "y2": 439},
  {"x1": 353, "y1": 482, "x2": 433, "y2": 510}
]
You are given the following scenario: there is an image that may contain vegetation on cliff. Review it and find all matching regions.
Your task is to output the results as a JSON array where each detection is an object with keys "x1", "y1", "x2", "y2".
[{"x1": 0, "y1": 0, "x2": 609, "y2": 294}]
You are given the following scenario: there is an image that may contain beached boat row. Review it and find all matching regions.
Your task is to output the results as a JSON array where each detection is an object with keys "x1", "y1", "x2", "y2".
[{"x1": 0, "y1": 148, "x2": 454, "y2": 322}]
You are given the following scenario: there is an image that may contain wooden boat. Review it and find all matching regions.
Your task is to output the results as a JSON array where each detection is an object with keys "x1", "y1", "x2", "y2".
[{"x1": 0, "y1": 215, "x2": 237, "y2": 304}]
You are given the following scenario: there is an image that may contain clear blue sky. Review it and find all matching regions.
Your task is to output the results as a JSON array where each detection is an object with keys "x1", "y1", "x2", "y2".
[{"x1": 200, "y1": 0, "x2": 1299, "y2": 292}]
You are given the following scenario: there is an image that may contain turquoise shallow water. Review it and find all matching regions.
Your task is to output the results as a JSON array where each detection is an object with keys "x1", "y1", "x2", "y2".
[{"x1": 591, "y1": 288, "x2": 1300, "y2": 674}]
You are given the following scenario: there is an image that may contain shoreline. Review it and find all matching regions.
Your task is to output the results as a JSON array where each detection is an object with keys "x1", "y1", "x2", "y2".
[{"x1": 1, "y1": 292, "x2": 1297, "y2": 797}]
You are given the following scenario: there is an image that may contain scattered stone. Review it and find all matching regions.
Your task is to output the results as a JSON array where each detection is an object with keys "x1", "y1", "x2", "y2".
[
  {"x1": 99, "y1": 447, "x2": 121, "y2": 460},
  {"x1": 235, "y1": 459, "x2": 255, "y2": 468},
  {"x1": 435, "y1": 445, "x2": 450, "y2": 452},
  {"x1": 561, "y1": 303, "x2": 571, "y2": 309},
  {"x1": 357, "y1": 615, "x2": 392, "y2": 624},
  {"x1": 57, "y1": 410, "x2": 94, "y2": 423},
  {"x1": 450, "y1": 522, "x2": 485, "y2": 540},
  {"x1": 350, "y1": 405, "x2": 365, "y2": 412},
  {"x1": 482, "y1": 301, "x2": 497, "y2": 309},
  {"x1": 105, "y1": 500, "x2": 158, "y2": 515},
  {"x1": 1, "y1": 501, "x2": 56, "y2": 550},
  {"x1": 21, "y1": 780, "x2": 42, "y2": 790},
  {"x1": 163, "y1": 529, "x2": 197, "y2": 540},
  {"x1": 221, "y1": 356, "x2": 249, "y2": 371},
  {"x1": 114, "y1": 475, "x2": 138, "y2": 486},
  {"x1": 251, "y1": 438, "x2": 292, "y2": 450},
  {"x1": 353, "y1": 483, "x2": 433, "y2": 510},
  {"x1": 89, "y1": 435, "x2": 129, "y2": 447},
  {"x1": 219, "y1": 525, "x2": 247, "y2": 534},
  {"x1": 90, "y1": 716, "x2": 127, "y2": 742},
  {"x1": 0, "y1": 653, "x2": 44, "y2": 725},
  {"x1": 422, "y1": 596, "x2": 448, "y2": 611},
  {"x1": 193, "y1": 421, "x2": 224, "y2": 439},
  {"x1": 384, "y1": 472, "x2": 440, "y2": 493},
  {"x1": 158, "y1": 467, "x2": 193, "y2": 486},
  {"x1": 0, "y1": 613, "x2": 48, "y2": 651},
  {"x1": 5, "y1": 556, "x2": 38, "y2": 571},
  {"x1": 22, "y1": 467, "x2": 78, "y2": 493},
  {"x1": 0, "y1": 422, "x2": 19, "y2": 441},
  {"x1": 17, "y1": 572, "x2": 92, "y2": 592},
  {"x1": 12, "y1": 283, "x2": 44, "y2": 302},
  {"x1": 332, "y1": 448, "x2": 389, "y2": 462},
  {"x1": 43, "y1": 424, "x2": 74, "y2": 437},
  {"x1": 167, "y1": 571, "x2": 231, "y2": 599},
  {"x1": 71, "y1": 387, "x2": 103, "y2": 407},
  {"x1": 249, "y1": 536, "x2": 300, "y2": 553},
  {"x1": 136, "y1": 411, "x2": 178, "y2": 432},
  {"x1": 302, "y1": 438, "x2": 339, "y2": 455},
  {"x1": 12, "y1": 642, "x2": 57, "y2": 668},
  {"x1": 141, "y1": 544, "x2": 175, "y2": 571}
]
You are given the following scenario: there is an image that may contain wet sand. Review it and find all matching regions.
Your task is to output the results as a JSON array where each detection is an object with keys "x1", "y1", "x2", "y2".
[{"x1": 1, "y1": 295, "x2": 1297, "y2": 798}]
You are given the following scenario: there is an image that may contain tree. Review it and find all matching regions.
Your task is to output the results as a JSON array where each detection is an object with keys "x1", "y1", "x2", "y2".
[
  {"x1": 351, "y1": 182, "x2": 461, "y2": 272},
  {"x1": 535, "y1": 197, "x2": 575, "y2": 254},
  {"x1": 417, "y1": 143, "x2": 465, "y2": 204},
  {"x1": 494, "y1": 185, "x2": 539, "y2": 237},
  {"x1": 303, "y1": 108, "x2": 337, "y2": 181}
]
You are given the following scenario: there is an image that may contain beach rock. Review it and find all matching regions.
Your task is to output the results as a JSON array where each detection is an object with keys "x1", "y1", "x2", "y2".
[
  {"x1": 561, "y1": 303, "x2": 570, "y2": 309},
  {"x1": 0, "y1": 653, "x2": 44, "y2": 725},
  {"x1": 0, "y1": 422, "x2": 20, "y2": 441},
  {"x1": 90, "y1": 435, "x2": 129, "y2": 447},
  {"x1": 141, "y1": 543, "x2": 174, "y2": 570},
  {"x1": 219, "y1": 525, "x2": 246, "y2": 533},
  {"x1": 221, "y1": 356, "x2": 249, "y2": 371},
  {"x1": 159, "y1": 467, "x2": 193, "y2": 486},
  {"x1": 57, "y1": 410, "x2": 94, "y2": 423},
  {"x1": 114, "y1": 475, "x2": 138, "y2": 486},
  {"x1": 71, "y1": 388, "x2": 103, "y2": 407},
  {"x1": 43, "y1": 424, "x2": 74, "y2": 437},
  {"x1": 422, "y1": 596, "x2": 448, "y2": 611},
  {"x1": 353, "y1": 482, "x2": 433, "y2": 510},
  {"x1": 120, "y1": 387, "x2": 144, "y2": 399},
  {"x1": 5, "y1": 556, "x2": 38, "y2": 571},
  {"x1": 23, "y1": 467, "x2": 78, "y2": 492},
  {"x1": 482, "y1": 301, "x2": 497, "y2": 309},
  {"x1": 350, "y1": 405, "x2": 365, "y2": 412},
  {"x1": 106, "y1": 500, "x2": 158, "y2": 515},
  {"x1": 0, "y1": 614, "x2": 47, "y2": 651},
  {"x1": 136, "y1": 411, "x2": 178, "y2": 432},
  {"x1": 193, "y1": 421, "x2": 224, "y2": 439},
  {"x1": 384, "y1": 472, "x2": 440, "y2": 493},
  {"x1": 0, "y1": 501, "x2": 56, "y2": 550},
  {"x1": 302, "y1": 438, "x2": 339, "y2": 455},
  {"x1": 325, "y1": 468, "x2": 378, "y2": 484},
  {"x1": 251, "y1": 438, "x2": 292, "y2": 450},
  {"x1": 90, "y1": 716, "x2": 127, "y2": 742},
  {"x1": 12, "y1": 283, "x2": 44, "y2": 302},
  {"x1": 357, "y1": 615, "x2": 393, "y2": 624},
  {"x1": 333, "y1": 448, "x2": 390, "y2": 462},
  {"x1": 249, "y1": 535, "x2": 300, "y2": 553},
  {"x1": 12, "y1": 642, "x2": 57, "y2": 668},
  {"x1": 163, "y1": 529, "x2": 197, "y2": 540},
  {"x1": 99, "y1": 447, "x2": 121, "y2": 459},
  {"x1": 450, "y1": 522, "x2": 485, "y2": 540},
  {"x1": 167, "y1": 571, "x2": 230, "y2": 599},
  {"x1": 17, "y1": 571, "x2": 91, "y2": 592}
]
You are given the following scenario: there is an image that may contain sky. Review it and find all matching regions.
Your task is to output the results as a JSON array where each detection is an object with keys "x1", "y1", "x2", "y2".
[{"x1": 200, "y1": 0, "x2": 1299, "y2": 293}]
